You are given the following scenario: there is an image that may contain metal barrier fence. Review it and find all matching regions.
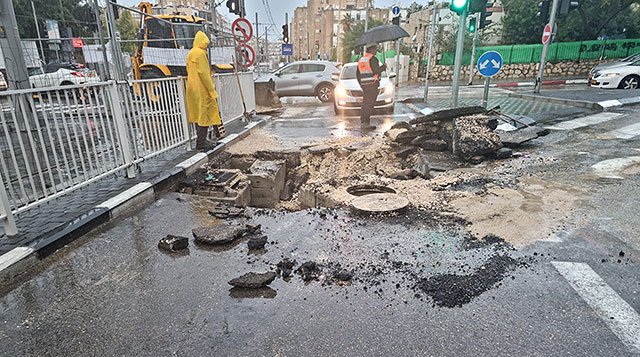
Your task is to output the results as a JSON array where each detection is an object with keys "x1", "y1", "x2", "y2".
[
  {"x1": 439, "y1": 38, "x2": 640, "y2": 66},
  {"x1": 0, "y1": 72, "x2": 255, "y2": 236}
]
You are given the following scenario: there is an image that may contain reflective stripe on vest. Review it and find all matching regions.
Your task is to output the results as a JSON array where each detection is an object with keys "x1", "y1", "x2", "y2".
[{"x1": 358, "y1": 53, "x2": 379, "y2": 85}]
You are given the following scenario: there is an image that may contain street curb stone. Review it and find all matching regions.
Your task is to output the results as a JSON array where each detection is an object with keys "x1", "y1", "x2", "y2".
[{"x1": 0, "y1": 117, "x2": 269, "y2": 283}]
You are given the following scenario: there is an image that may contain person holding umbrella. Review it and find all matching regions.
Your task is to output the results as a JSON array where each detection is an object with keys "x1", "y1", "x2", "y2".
[{"x1": 357, "y1": 43, "x2": 387, "y2": 130}]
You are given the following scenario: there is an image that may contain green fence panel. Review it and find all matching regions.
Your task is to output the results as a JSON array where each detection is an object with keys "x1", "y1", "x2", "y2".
[{"x1": 437, "y1": 37, "x2": 640, "y2": 65}]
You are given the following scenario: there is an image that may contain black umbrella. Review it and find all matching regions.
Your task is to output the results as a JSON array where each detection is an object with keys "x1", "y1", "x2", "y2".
[{"x1": 356, "y1": 25, "x2": 410, "y2": 46}]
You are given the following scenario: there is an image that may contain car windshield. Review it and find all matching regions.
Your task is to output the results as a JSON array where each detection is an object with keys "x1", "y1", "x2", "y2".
[
  {"x1": 621, "y1": 53, "x2": 640, "y2": 62},
  {"x1": 340, "y1": 65, "x2": 387, "y2": 79}
]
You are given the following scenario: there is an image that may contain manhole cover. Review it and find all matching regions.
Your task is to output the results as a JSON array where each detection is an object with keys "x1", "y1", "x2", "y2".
[
  {"x1": 351, "y1": 193, "x2": 409, "y2": 213},
  {"x1": 346, "y1": 184, "x2": 396, "y2": 196}
]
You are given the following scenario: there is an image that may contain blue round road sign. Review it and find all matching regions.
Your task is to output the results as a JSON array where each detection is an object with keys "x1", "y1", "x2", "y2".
[
  {"x1": 477, "y1": 51, "x2": 503, "y2": 77},
  {"x1": 392, "y1": 6, "x2": 401, "y2": 15}
]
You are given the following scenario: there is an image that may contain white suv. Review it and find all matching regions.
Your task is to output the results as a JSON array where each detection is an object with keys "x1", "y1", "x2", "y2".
[{"x1": 29, "y1": 63, "x2": 100, "y2": 89}]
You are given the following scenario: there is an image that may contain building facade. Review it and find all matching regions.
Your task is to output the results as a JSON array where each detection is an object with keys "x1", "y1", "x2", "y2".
[{"x1": 291, "y1": 0, "x2": 390, "y2": 62}]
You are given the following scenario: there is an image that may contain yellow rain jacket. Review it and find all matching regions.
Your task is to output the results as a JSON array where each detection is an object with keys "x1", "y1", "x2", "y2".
[{"x1": 186, "y1": 31, "x2": 222, "y2": 127}]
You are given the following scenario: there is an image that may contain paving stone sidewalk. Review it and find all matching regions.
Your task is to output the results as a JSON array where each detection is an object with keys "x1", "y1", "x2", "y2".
[{"x1": 0, "y1": 119, "x2": 248, "y2": 256}]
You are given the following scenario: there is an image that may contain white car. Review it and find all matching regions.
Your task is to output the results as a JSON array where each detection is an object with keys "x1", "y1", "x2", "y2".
[
  {"x1": 333, "y1": 62, "x2": 396, "y2": 114},
  {"x1": 589, "y1": 53, "x2": 640, "y2": 76},
  {"x1": 0, "y1": 71, "x2": 7, "y2": 91},
  {"x1": 29, "y1": 63, "x2": 100, "y2": 89},
  {"x1": 589, "y1": 59, "x2": 640, "y2": 89}
]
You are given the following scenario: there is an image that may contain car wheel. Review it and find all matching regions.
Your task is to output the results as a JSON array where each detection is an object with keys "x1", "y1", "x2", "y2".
[
  {"x1": 619, "y1": 75, "x2": 640, "y2": 89},
  {"x1": 316, "y1": 83, "x2": 334, "y2": 103}
]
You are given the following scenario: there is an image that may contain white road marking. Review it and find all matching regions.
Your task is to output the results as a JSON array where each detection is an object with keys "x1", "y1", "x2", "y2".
[
  {"x1": 0, "y1": 247, "x2": 34, "y2": 272},
  {"x1": 592, "y1": 156, "x2": 640, "y2": 179},
  {"x1": 547, "y1": 113, "x2": 624, "y2": 130},
  {"x1": 552, "y1": 261, "x2": 640, "y2": 353},
  {"x1": 606, "y1": 122, "x2": 640, "y2": 139},
  {"x1": 599, "y1": 100, "x2": 623, "y2": 108}
]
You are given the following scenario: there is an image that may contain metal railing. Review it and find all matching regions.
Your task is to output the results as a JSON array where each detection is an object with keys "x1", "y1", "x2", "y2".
[{"x1": 0, "y1": 72, "x2": 255, "y2": 236}]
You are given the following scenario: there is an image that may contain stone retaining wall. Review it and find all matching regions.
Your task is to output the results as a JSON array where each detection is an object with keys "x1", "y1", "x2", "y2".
[{"x1": 412, "y1": 59, "x2": 607, "y2": 82}]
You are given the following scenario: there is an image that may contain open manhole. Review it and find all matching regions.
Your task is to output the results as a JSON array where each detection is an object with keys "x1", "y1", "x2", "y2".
[{"x1": 346, "y1": 184, "x2": 396, "y2": 197}]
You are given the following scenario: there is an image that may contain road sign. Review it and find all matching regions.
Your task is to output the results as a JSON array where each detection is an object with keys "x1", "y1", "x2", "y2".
[
  {"x1": 542, "y1": 23, "x2": 552, "y2": 44},
  {"x1": 282, "y1": 43, "x2": 293, "y2": 56},
  {"x1": 236, "y1": 44, "x2": 256, "y2": 67},
  {"x1": 232, "y1": 17, "x2": 253, "y2": 43},
  {"x1": 392, "y1": 5, "x2": 401, "y2": 15},
  {"x1": 477, "y1": 50, "x2": 503, "y2": 77},
  {"x1": 72, "y1": 38, "x2": 84, "y2": 48}
]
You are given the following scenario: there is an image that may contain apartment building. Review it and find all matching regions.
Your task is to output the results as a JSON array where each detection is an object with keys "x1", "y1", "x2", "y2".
[{"x1": 292, "y1": 0, "x2": 390, "y2": 62}]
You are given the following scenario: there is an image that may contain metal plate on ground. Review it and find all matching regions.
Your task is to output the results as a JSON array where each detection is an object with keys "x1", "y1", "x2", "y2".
[{"x1": 351, "y1": 193, "x2": 409, "y2": 213}]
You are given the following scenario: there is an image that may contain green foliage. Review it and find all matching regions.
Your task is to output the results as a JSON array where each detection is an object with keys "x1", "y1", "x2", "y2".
[
  {"x1": 502, "y1": 0, "x2": 640, "y2": 44},
  {"x1": 14, "y1": 0, "x2": 96, "y2": 39},
  {"x1": 407, "y1": 2, "x2": 424, "y2": 15},
  {"x1": 117, "y1": 11, "x2": 138, "y2": 54},
  {"x1": 340, "y1": 18, "x2": 385, "y2": 63}
]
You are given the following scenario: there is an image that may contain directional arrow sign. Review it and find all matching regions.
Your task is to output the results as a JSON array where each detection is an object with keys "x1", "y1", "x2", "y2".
[{"x1": 477, "y1": 51, "x2": 503, "y2": 77}]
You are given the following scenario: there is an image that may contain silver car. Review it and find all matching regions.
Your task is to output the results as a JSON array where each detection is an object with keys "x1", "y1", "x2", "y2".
[{"x1": 256, "y1": 60, "x2": 340, "y2": 102}]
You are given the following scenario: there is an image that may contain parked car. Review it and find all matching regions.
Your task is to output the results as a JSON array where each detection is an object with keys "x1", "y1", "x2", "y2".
[
  {"x1": 0, "y1": 71, "x2": 7, "y2": 91},
  {"x1": 29, "y1": 63, "x2": 100, "y2": 89},
  {"x1": 589, "y1": 59, "x2": 640, "y2": 89},
  {"x1": 255, "y1": 60, "x2": 340, "y2": 102},
  {"x1": 589, "y1": 53, "x2": 640, "y2": 77},
  {"x1": 332, "y1": 62, "x2": 396, "y2": 115}
]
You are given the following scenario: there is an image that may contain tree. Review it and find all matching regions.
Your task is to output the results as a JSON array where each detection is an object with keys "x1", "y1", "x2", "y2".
[
  {"x1": 13, "y1": 0, "x2": 96, "y2": 39},
  {"x1": 501, "y1": 0, "x2": 640, "y2": 44},
  {"x1": 340, "y1": 18, "x2": 385, "y2": 62},
  {"x1": 117, "y1": 11, "x2": 138, "y2": 54},
  {"x1": 407, "y1": 2, "x2": 424, "y2": 15}
]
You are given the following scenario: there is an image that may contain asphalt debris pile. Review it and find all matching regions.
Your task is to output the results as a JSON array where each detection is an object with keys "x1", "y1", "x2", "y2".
[
  {"x1": 414, "y1": 253, "x2": 523, "y2": 308},
  {"x1": 296, "y1": 261, "x2": 324, "y2": 282},
  {"x1": 276, "y1": 258, "x2": 297, "y2": 278},
  {"x1": 247, "y1": 235, "x2": 268, "y2": 250}
]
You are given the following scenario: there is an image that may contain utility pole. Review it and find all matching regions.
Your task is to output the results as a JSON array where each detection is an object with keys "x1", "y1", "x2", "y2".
[
  {"x1": 105, "y1": 1, "x2": 127, "y2": 81},
  {"x1": 286, "y1": 12, "x2": 291, "y2": 63},
  {"x1": 450, "y1": 7, "x2": 467, "y2": 108},
  {"x1": 424, "y1": 2, "x2": 438, "y2": 102},
  {"x1": 0, "y1": 0, "x2": 31, "y2": 89},
  {"x1": 264, "y1": 25, "x2": 268, "y2": 69},
  {"x1": 91, "y1": 0, "x2": 111, "y2": 80},
  {"x1": 534, "y1": 0, "x2": 559, "y2": 93},
  {"x1": 363, "y1": 0, "x2": 369, "y2": 56},
  {"x1": 30, "y1": 1, "x2": 46, "y2": 67},
  {"x1": 468, "y1": 15, "x2": 480, "y2": 85},
  {"x1": 255, "y1": 12, "x2": 260, "y2": 76}
]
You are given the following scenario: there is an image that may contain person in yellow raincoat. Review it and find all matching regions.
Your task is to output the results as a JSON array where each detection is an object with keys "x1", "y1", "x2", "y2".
[{"x1": 186, "y1": 31, "x2": 222, "y2": 150}]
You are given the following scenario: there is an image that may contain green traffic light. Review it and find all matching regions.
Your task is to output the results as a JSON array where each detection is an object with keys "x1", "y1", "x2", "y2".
[
  {"x1": 469, "y1": 19, "x2": 476, "y2": 32},
  {"x1": 450, "y1": 0, "x2": 469, "y2": 14}
]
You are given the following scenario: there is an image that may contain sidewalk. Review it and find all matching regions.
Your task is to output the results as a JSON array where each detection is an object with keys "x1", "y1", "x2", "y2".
[
  {"x1": 508, "y1": 87, "x2": 640, "y2": 110},
  {"x1": 0, "y1": 116, "x2": 267, "y2": 277}
]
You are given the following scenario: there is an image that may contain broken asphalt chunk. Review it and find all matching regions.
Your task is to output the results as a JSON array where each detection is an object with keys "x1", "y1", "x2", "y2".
[
  {"x1": 192, "y1": 225, "x2": 248, "y2": 245},
  {"x1": 228, "y1": 272, "x2": 277, "y2": 288},
  {"x1": 247, "y1": 235, "x2": 268, "y2": 250},
  {"x1": 158, "y1": 235, "x2": 189, "y2": 252}
]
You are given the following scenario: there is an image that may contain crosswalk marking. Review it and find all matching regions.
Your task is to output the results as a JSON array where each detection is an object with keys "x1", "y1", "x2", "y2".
[
  {"x1": 547, "y1": 113, "x2": 625, "y2": 130},
  {"x1": 606, "y1": 122, "x2": 640, "y2": 139},
  {"x1": 553, "y1": 261, "x2": 640, "y2": 353}
]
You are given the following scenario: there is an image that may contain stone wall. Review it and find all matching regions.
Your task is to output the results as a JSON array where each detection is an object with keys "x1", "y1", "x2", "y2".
[{"x1": 414, "y1": 59, "x2": 606, "y2": 82}]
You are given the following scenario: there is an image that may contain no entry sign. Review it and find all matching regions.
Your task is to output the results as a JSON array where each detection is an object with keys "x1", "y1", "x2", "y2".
[
  {"x1": 542, "y1": 23, "x2": 552, "y2": 45},
  {"x1": 232, "y1": 17, "x2": 253, "y2": 43}
]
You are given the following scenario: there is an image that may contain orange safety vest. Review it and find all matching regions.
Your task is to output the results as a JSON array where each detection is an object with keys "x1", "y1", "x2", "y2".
[{"x1": 358, "y1": 53, "x2": 380, "y2": 85}]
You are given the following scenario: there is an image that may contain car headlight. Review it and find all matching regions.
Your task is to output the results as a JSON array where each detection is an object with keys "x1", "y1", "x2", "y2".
[
  {"x1": 334, "y1": 84, "x2": 347, "y2": 97},
  {"x1": 601, "y1": 72, "x2": 620, "y2": 78}
]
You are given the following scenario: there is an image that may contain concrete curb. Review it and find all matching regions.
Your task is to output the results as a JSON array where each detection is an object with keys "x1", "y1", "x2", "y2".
[
  {"x1": 507, "y1": 92, "x2": 604, "y2": 111},
  {"x1": 0, "y1": 116, "x2": 269, "y2": 283}
]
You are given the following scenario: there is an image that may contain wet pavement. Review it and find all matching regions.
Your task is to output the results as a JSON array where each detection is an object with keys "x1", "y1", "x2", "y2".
[{"x1": 2, "y1": 94, "x2": 640, "y2": 356}]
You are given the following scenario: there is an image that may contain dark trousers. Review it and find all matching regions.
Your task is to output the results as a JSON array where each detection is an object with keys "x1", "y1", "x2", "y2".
[{"x1": 360, "y1": 84, "x2": 378, "y2": 125}]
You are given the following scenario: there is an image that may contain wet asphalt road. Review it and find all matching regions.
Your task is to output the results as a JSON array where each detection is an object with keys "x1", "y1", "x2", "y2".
[{"x1": 1, "y1": 94, "x2": 640, "y2": 356}]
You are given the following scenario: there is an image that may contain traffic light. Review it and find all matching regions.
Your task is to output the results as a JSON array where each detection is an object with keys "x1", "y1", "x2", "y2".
[
  {"x1": 469, "y1": 0, "x2": 487, "y2": 13},
  {"x1": 392, "y1": 15, "x2": 400, "y2": 25},
  {"x1": 479, "y1": 2, "x2": 493, "y2": 29},
  {"x1": 468, "y1": 16, "x2": 476, "y2": 32},
  {"x1": 450, "y1": 0, "x2": 469, "y2": 15},
  {"x1": 559, "y1": 0, "x2": 579, "y2": 15},
  {"x1": 226, "y1": 0, "x2": 245, "y2": 17},
  {"x1": 537, "y1": 0, "x2": 550, "y2": 22},
  {"x1": 282, "y1": 24, "x2": 289, "y2": 43}
]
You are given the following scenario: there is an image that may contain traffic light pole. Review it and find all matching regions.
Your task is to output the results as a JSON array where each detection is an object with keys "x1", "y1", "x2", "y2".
[
  {"x1": 451, "y1": 7, "x2": 467, "y2": 108},
  {"x1": 468, "y1": 15, "x2": 480, "y2": 85},
  {"x1": 285, "y1": 13, "x2": 291, "y2": 63},
  {"x1": 424, "y1": 2, "x2": 439, "y2": 102},
  {"x1": 534, "y1": 0, "x2": 559, "y2": 93}
]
